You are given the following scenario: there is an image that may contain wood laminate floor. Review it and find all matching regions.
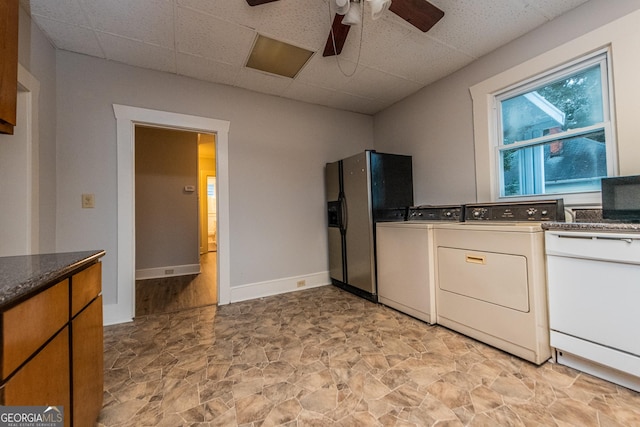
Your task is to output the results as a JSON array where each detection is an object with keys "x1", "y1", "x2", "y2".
[
  {"x1": 100, "y1": 285, "x2": 640, "y2": 426},
  {"x1": 135, "y1": 251, "x2": 217, "y2": 317}
]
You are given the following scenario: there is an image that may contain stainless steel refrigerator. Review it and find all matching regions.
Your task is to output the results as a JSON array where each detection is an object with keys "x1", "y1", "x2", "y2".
[{"x1": 325, "y1": 150, "x2": 413, "y2": 301}]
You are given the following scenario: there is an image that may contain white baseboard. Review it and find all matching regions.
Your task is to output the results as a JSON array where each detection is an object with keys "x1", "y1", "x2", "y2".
[
  {"x1": 135, "y1": 263, "x2": 200, "y2": 280},
  {"x1": 230, "y1": 271, "x2": 330, "y2": 303},
  {"x1": 104, "y1": 270, "x2": 331, "y2": 326}
]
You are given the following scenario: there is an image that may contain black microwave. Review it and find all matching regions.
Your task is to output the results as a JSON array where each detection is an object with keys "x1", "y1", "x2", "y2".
[{"x1": 602, "y1": 175, "x2": 640, "y2": 222}]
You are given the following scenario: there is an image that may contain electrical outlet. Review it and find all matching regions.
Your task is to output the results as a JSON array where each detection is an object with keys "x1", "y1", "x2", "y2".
[
  {"x1": 297, "y1": 280, "x2": 306, "y2": 288},
  {"x1": 82, "y1": 193, "x2": 95, "y2": 208}
]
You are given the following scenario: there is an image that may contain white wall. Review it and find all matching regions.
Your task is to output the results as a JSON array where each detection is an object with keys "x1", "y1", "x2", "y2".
[
  {"x1": 54, "y1": 52, "x2": 373, "y2": 305},
  {"x1": 0, "y1": 90, "x2": 31, "y2": 255},
  {"x1": 373, "y1": 0, "x2": 640, "y2": 206},
  {"x1": 135, "y1": 126, "x2": 199, "y2": 272},
  {"x1": 17, "y1": 6, "x2": 57, "y2": 252}
]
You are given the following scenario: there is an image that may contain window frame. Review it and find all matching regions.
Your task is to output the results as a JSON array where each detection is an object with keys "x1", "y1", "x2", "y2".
[
  {"x1": 492, "y1": 49, "x2": 616, "y2": 203},
  {"x1": 470, "y1": 40, "x2": 621, "y2": 208}
]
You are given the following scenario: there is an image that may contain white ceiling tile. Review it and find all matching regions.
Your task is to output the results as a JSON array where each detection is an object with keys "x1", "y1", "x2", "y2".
[
  {"x1": 337, "y1": 11, "x2": 413, "y2": 65},
  {"x1": 427, "y1": 0, "x2": 547, "y2": 58},
  {"x1": 295, "y1": 54, "x2": 358, "y2": 91},
  {"x1": 349, "y1": 67, "x2": 423, "y2": 102},
  {"x1": 521, "y1": 0, "x2": 591, "y2": 20},
  {"x1": 175, "y1": 6, "x2": 257, "y2": 66},
  {"x1": 23, "y1": 0, "x2": 595, "y2": 114},
  {"x1": 97, "y1": 32, "x2": 176, "y2": 73},
  {"x1": 30, "y1": 15, "x2": 104, "y2": 57},
  {"x1": 177, "y1": 0, "x2": 264, "y2": 29},
  {"x1": 255, "y1": 0, "x2": 330, "y2": 51},
  {"x1": 283, "y1": 81, "x2": 337, "y2": 107},
  {"x1": 234, "y1": 68, "x2": 293, "y2": 97},
  {"x1": 176, "y1": 53, "x2": 239, "y2": 86},
  {"x1": 81, "y1": 0, "x2": 175, "y2": 48},
  {"x1": 29, "y1": 0, "x2": 90, "y2": 27},
  {"x1": 324, "y1": 90, "x2": 376, "y2": 114},
  {"x1": 386, "y1": 32, "x2": 475, "y2": 84}
]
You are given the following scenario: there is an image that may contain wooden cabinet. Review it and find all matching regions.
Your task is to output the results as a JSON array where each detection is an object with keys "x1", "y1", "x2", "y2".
[
  {"x1": 71, "y1": 264, "x2": 104, "y2": 427},
  {"x1": 0, "y1": 0, "x2": 19, "y2": 135},
  {"x1": 2, "y1": 329, "x2": 71, "y2": 427},
  {"x1": 0, "y1": 261, "x2": 103, "y2": 427}
]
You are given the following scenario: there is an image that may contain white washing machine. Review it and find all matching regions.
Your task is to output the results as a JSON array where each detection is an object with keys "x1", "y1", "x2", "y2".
[
  {"x1": 376, "y1": 206, "x2": 463, "y2": 324},
  {"x1": 435, "y1": 201, "x2": 564, "y2": 365}
]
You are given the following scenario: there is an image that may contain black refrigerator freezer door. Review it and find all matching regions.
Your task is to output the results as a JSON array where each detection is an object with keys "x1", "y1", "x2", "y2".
[{"x1": 370, "y1": 152, "x2": 414, "y2": 216}]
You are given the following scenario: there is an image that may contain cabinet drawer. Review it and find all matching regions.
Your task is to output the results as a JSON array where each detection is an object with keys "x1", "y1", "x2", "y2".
[
  {"x1": 1, "y1": 280, "x2": 69, "y2": 380},
  {"x1": 71, "y1": 262, "x2": 101, "y2": 316}
]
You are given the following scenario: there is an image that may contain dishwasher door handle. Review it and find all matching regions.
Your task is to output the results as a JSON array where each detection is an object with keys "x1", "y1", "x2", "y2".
[{"x1": 556, "y1": 234, "x2": 636, "y2": 243}]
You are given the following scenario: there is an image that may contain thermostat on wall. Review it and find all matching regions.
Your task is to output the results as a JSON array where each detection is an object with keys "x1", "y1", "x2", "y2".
[{"x1": 184, "y1": 185, "x2": 196, "y2": 192}]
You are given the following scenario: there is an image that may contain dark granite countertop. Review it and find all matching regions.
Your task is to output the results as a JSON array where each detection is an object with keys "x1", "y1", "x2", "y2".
[
  {"x1": 0, "y1": 250, "x2": 105, "y2": 309},
  {"x1": 542, "y1": 222, "x2": 640, "y2": 232}
]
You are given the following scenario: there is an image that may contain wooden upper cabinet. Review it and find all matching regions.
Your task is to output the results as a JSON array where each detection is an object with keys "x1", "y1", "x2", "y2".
[{"x1": 0, "y1": 0, "x2": 19, "y2": 135}]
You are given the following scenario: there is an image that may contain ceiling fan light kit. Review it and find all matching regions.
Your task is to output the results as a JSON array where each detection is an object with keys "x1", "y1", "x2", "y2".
[
  {"x1": 334, "y1": 0, "x2": 351, "y2": 15},
  {"x1": 367, "y1": 0, "x2": 392, "y2": 20},
  {"x1": 342, "y1": 2, "x2": 362, "y2": 26},
  {"x1": 244, "y1": 0, "x2": 444, "y2": 63}
]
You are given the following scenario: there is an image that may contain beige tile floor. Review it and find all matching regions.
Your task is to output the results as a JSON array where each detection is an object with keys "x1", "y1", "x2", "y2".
[{"x1": 98, "y1": 286, "x2": 640, "y2": 426}]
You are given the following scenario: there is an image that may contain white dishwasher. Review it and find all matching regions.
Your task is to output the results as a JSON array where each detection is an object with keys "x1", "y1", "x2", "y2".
[{"x1": 546, "y1": 229, "x2": 640, "y2": 391}]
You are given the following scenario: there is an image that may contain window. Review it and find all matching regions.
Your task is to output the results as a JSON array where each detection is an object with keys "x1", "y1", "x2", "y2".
[{"x1": 495, "y1": 51, "x2": 614, "y2": 199}]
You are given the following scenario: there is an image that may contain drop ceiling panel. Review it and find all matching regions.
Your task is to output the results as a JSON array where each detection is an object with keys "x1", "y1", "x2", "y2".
[
  {"x1": 22, "y1": 0, "x2": 593, "y2": 114},
  {"x1": 175, "y1": 7, "x2": 256, "y2": 66},
  {"x1": 28, "y1": 0, "x2": 90, "y2": 27},
  {"x1": 348, "y1": 67, "x2": 423, "y2": 102},
  {"x1": 294, "y1": 55, "x2": 358, "y2": 91},
  {"x1": 97, "y1": 32, "x2": 176, "y2": 73},
  {"x1": 176, "y1": 53, "x2": 239, "y2": 86},
  {"x1": 283, "y1": 81, "x2": 338, "y2": 107},
  {"x1": 177, "y1": 0, "x2": 265, "y2": 29},
  {"x1": 425, "y1": 0, "x2": 548, "y2": 58},
  {"x1": 524, "y1": 0, "x2": 595, "y2": 19},
  {"x1": 390, "y1": 31, "x2": 475, "y2": 84},
  {"x1": 82, "y1": 0, "x2": 175, "y2": 48},
  {"x1": 30, "y1": 16, "x2": 104, "y2": 58},
  {"x1": 256, "y1": 0, "x2": 332, "y2": 50},
  {"x1": 235, "y1": 68, "x2": 293, "y2": 97}
]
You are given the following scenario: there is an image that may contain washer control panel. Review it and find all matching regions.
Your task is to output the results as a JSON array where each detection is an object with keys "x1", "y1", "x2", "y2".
[
  {"x1": 408, "y1": 205, "x2": 464, "y2": 221},
  {"x1": 464, "y1": 200, "x2": 565, "y2": 222}
]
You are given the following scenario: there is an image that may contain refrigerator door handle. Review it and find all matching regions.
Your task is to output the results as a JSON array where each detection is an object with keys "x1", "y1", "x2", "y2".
[{"x1": 341, "y1": 195, "x2": 348, "y2": 232}]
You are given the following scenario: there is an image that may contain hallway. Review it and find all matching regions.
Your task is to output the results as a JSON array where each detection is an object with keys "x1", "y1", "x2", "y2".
[{"x1": 135, "y1": 251, "x2": 217, "y2": 316}]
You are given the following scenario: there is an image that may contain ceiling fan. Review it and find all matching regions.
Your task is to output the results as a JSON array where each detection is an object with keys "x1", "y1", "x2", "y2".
[{"x1": 245, "y1": 0, "x2": 444, "y2": 57}]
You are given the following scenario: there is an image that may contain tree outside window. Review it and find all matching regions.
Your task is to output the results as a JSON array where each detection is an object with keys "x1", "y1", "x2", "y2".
[{"x1": 497, "y1": 53, "x2": 611, "y2": 198}]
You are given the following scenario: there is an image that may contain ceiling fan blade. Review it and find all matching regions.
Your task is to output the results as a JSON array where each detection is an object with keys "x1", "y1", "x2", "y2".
[
  {"x1": 323, "y1": 14, "x2": 351, "y2": 57},
  {"x1": 389, "y1": 0, "x2": 444, "y2": 32},
  {"x1": 246, "y1": 0, "x2": 279, "y2": 6}
]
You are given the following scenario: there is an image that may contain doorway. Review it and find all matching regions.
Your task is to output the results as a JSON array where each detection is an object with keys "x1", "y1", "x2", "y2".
[
  {"x1": 133, "y1": 126, "x2": 218, "y2": 316},
  {"x1": 109, "y1": 105, "x2": 230, "y2": 325}
]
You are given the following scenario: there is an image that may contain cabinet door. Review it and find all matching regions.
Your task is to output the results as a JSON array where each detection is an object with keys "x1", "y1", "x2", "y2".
[
  {"x1": 1, "y1": 280, "x2": 69, "y2": 380},
  {"x1": 1, "y1": 328, "x2": 71, "y2": 427},
  {"x1": 72, "y1": 296, "x2": 104, "y2": 426},
  {"x1": 0, "y1": 0, "x2": 19, "y2": 134}
]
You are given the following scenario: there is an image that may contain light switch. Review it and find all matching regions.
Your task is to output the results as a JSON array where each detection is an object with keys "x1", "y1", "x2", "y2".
[{"x1": 82, "y1": 193, "x2": 95, "y2": 208}]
